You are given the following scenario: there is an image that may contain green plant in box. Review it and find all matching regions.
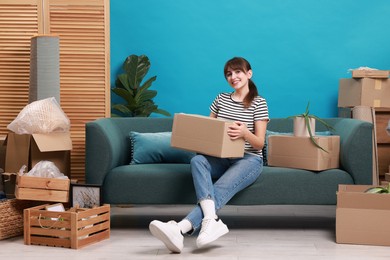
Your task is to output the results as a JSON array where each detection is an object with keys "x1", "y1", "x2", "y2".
[
  {"x1": 365, "y1": 183, "x2": 390, "y2": 194},
  {"x1": 288, "y1": 102, "x2": 334, "y2": 153}
]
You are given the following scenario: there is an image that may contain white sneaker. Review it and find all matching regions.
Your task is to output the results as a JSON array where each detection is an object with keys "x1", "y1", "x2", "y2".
[
  {"x1": 149, "y1": 220, "x2": 184, "y2": 253},
  {"x1": 196, "y1": 218, "x2": 229, "y2": 248}
]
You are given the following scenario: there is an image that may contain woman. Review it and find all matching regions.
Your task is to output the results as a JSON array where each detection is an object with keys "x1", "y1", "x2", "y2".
[{"x1": 149, "y1": 57, "x2": 269, "y2": 253}]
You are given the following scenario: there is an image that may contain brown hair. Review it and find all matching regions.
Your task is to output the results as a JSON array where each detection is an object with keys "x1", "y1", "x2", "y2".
[{"x1": 223, "y1": 57, "x2": 258, "y2": 108}]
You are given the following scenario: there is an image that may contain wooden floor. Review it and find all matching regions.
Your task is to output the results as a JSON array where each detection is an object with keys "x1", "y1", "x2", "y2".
[{"x1": 1, "y1": 205, "x2": 390, "y2": 259}]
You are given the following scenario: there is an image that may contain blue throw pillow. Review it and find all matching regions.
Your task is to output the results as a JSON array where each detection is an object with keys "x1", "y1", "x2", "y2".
[{"x1": 129, "y1": 131, "x2": 195, "y2": 164}]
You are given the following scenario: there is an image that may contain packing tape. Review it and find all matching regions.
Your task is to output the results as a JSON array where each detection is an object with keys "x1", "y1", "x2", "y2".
[
  {"x1": 373, "y1": 99, "x2": 381, "y2": 107},
  {"x1": 374, "y1": 79, "x2": 382, "y2": 90}
]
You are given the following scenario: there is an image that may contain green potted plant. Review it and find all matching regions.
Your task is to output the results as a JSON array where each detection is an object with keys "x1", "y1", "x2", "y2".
[
  {"x1": 111, "y1": 54, "x2": 171, "y2": 117},
  {"x1": 288, "y1": 102, "x2": 334, "y2": 152},
  {"x1": 365, "y1": 183, "x2": 390, "y2": 194}
]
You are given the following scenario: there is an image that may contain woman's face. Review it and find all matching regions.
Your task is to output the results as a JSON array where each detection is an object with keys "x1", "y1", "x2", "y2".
[{"x1": 225, "y1": 67, "x2": 253, "y2": 91}]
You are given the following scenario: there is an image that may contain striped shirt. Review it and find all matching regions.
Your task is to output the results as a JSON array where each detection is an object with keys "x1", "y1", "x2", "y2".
[{"x1": 210, "y1": 92, "x2": 269, "y2": 156}]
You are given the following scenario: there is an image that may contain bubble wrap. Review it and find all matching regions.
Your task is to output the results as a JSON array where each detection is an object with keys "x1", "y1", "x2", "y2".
[{"x1": 7, "y1": 97, "x2": 70, "y2": 134}]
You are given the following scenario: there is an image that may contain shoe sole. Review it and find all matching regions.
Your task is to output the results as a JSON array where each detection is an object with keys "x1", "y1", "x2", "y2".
[
  {"x1": 149, "y1": 221, "x2": 182, "y2": 253},
  {"x1": 197, "y1": 223, "x2": 229, "y2": 248}
]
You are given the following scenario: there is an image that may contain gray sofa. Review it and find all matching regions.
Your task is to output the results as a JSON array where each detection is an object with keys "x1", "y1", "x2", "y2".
[{"x1": 85, "y1": 117, "x2": 373, "y2": 206}]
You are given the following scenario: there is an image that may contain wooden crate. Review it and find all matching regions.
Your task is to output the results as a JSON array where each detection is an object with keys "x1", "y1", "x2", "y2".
[
  {"x1": 15, "y1": 175, "x2": 70, "y2": 202},
  {"x1": 24, "y1": 204, "x2": 110, "y2": 249}
]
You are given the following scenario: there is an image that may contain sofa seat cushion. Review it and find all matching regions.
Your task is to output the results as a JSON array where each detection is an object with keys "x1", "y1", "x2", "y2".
[
  {"x1": 230, "y1": 166, "x2": 354, "y2": 205},
  {"x1": 103, "y1": 163, "x2": 354, "y2": 206},
  {"x1": 103, "y1": 164, "x2": 197, "y2": 205}
]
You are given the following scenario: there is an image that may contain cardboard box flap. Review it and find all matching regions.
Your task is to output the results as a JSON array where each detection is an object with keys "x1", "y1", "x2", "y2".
[
  {"x1": 32, "y1": 132, "x2": 72, "y2": 152},
  {"x1": 337, "y1": 185, "x2": 390, "y2": 210}
]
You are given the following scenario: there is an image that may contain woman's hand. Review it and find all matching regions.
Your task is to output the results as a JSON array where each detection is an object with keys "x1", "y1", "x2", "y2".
[
  {"x1": 228, "y1": 120, "x2": 268, "y2": 150},
  {"x1": 227, "y1": 121, "x2": 250, "y2": 140}
]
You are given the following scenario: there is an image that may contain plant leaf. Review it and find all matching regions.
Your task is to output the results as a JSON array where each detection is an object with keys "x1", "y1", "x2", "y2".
[
  {"x1": 112, "y1": 88, "x2": 135, "y2": 104},
  {"x1": 112, "y1": 104, "x2": 132, "y2": 115},
  {"x1": 139, "y1": 76, "x2": 157, "y2": 92},
  {"x1": 309, "y1": 115, "x2": 335, "y2": 131},
  {"x1": 138, "y1": 90, "x2": 157, "y2": 102},
  {"x1": 116, "y1": 74, "x2": 131, "y2": 92},
  {"x1": 305, "y1": 115, "x2": 329, "y2": 153},
  {"x1": 154, "y1": 108, "x2": 172, "y2": 117},
  {"x1": 123, "y1": 54, "x2": 151, "y2": 89}
]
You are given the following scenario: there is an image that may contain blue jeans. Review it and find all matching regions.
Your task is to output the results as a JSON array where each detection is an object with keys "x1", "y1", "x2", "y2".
[{"x1": 184, "y1": 153, "x2": 263, "y2": 232}]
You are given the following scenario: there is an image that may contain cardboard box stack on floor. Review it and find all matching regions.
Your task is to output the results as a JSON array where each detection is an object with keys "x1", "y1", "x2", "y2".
[
  {"x1": 3, "y1": 98, "x2": 72, "y2": 202},
  {"x1": 338, "y1": 68, "x2": 390, "y2": 186},
  {"x1": 1, "y1": 98, "x2": 74, "y2": 241},
  {"x1": 337, "y1": 69, "x2": 390, "y2": 247},
  {"x1": 1, "y1": 98, "x2": 110, "y2": 248}
]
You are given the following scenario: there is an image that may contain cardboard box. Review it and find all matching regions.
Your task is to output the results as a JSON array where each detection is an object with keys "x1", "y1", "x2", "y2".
[
  {"x1": 171, "y1": 113, "x2": 245, "y2": 158},
  {"x1": 15, "y1": 174, "x2": 70, "y2": 202},
  {"x1": 352, "y1": 70, "x2": 389, "y2": 79},
  {"x1": 338, "y1": 78, "x2": 390, "y2": 108},
  {"x1": 4, "y1": 132, "x2": 72, "y2": 177},
  {"x1": 336, "y1": 184, "x2": 390, "y2": 246},
  {"x1": 24, "y1": 204, "x2": 110, "y2": 249},
  {"x1": 267, "y1": 135, "x2": 340, "y2": 171}
]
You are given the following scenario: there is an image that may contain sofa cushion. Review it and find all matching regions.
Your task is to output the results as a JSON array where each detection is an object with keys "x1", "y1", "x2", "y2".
[{"x1": 129, "y1": 131, "x2": 195, "y2": 164}]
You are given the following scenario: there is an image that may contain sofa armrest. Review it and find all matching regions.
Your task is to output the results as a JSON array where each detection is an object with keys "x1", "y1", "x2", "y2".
[
  {"x1": 85, "y1": 118, "x2": 128, "y2": 185},
  {"x1": 332, "y1": 118, "x2": 373, "y2": 184}
]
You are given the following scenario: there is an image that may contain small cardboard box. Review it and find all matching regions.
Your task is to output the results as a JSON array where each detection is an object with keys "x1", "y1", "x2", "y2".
[
  {"x1": 352, "y1": 70, "x2": 389, "y2": 79},
  {"x1": 267, "y1": 135, "x2": 340, "y2": 171},
  {"x1": 15, "y1": 174, "x2": 70, "y2": 202},
  {"x1": 338, "y1": 78, "x2": 390, "y2": 108},
  {"x1": 24, "y1": 204, "x2": 110, "y2": 249},
  {"x1": 336, "y1": 184, "x2": 390, "y2": 246},
  {"x1": 4, "y1": 132, "x2": 72, "y2": 177},
  {"x1": 171, "y1": 113, "x2": 245, "y2": 158}
]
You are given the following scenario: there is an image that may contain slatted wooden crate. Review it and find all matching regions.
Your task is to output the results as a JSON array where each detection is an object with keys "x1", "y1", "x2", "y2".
[
  {"x1": 24, "y1": 204, "x2": 110, "y2": 249},
  {"x1": 15, "y1": 175, "x2": 70, "y2": 203}
]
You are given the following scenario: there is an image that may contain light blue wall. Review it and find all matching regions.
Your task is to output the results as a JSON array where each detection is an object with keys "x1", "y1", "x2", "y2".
[{"x1": 110, "y1": 0, "x2": 390, "y2": 118}]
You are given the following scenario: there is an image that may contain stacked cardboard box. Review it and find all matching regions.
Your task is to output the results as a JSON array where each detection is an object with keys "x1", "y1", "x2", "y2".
[
  {"x1": 338, "y1": 70, "x2": 390, "y2": 185},
  {"x1": 4, "y1": 132, "x2": 72, "y2": 202}
]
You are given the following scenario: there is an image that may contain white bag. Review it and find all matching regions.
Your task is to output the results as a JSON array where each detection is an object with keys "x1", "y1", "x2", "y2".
[{"x1": 7, "y1": 97, "x2": 70, "y2": 134}]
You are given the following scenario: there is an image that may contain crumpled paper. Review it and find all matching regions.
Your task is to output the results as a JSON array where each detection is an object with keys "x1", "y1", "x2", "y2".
[
  {"x1": 348, "y1": 66, "x2": 379, "y2": 73},
  {"x1": 18, "y1": 161, "x2": 68, "y2": 179},
  {"x1": 7, "y1": 97, "x2": 70, "y2": 134}
]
